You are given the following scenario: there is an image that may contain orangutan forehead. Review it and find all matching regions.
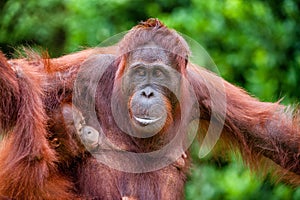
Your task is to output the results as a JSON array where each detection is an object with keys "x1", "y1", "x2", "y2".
[{"x1": 126, "y1": 47, "x2": 173, "y2": 65}]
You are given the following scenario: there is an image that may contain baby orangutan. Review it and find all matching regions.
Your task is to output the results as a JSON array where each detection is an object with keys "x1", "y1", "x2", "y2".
[{"x1": 62, "y1": 104, "x2": 101, "y2": 153}]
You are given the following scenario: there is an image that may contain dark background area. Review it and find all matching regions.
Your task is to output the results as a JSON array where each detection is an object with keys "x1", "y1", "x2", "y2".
[{"x1": 0, "y1": 0, "x2": 299, "y2": 199}]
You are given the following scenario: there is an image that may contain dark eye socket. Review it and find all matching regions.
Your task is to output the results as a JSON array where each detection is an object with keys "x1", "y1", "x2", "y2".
[{"x1": 153, "y1": 69, "x2": 163, "y2": 77}]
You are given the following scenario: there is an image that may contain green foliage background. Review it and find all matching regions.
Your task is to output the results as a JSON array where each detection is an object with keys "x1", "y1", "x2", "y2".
[{"x1": 0, "y1": 0, "x2": 299, "y2": 199}]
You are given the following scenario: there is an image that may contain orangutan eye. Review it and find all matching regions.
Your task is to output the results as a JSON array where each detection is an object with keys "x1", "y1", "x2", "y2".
[
  {"x1": 153, "y1": 69, "x2": 163, "y2": 78},
  {"x1": 136, "y1": 68, "x2": 146, "y2": 77}
]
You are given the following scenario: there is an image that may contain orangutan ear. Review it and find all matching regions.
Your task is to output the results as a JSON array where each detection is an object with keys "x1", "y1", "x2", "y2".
[
  {"x1": 115, "y1": 56, "x2": 127, "y2": 79},
  {"x1": 176, "y1": 55, "x2": 188, "y2": 75}
]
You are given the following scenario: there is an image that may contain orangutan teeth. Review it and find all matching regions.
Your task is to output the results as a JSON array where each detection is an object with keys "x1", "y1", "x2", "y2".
[{"x1": 134, "y1": 116, "x2": 161, "y2": 125}]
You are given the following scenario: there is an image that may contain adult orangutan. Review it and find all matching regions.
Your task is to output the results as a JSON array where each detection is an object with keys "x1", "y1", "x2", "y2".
[{"x1": 0, "y1": 18, "x2": 299, "y2": 199}]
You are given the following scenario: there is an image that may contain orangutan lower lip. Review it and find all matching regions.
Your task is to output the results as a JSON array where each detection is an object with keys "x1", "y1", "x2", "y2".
[{"x1": 133, "y1": 116, "x2": 161, "y2": 126}]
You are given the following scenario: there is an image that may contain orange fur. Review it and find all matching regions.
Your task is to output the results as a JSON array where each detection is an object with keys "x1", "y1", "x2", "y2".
[{"x1": 0, "y1": 18, "x2": 299, "y2": 199}]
